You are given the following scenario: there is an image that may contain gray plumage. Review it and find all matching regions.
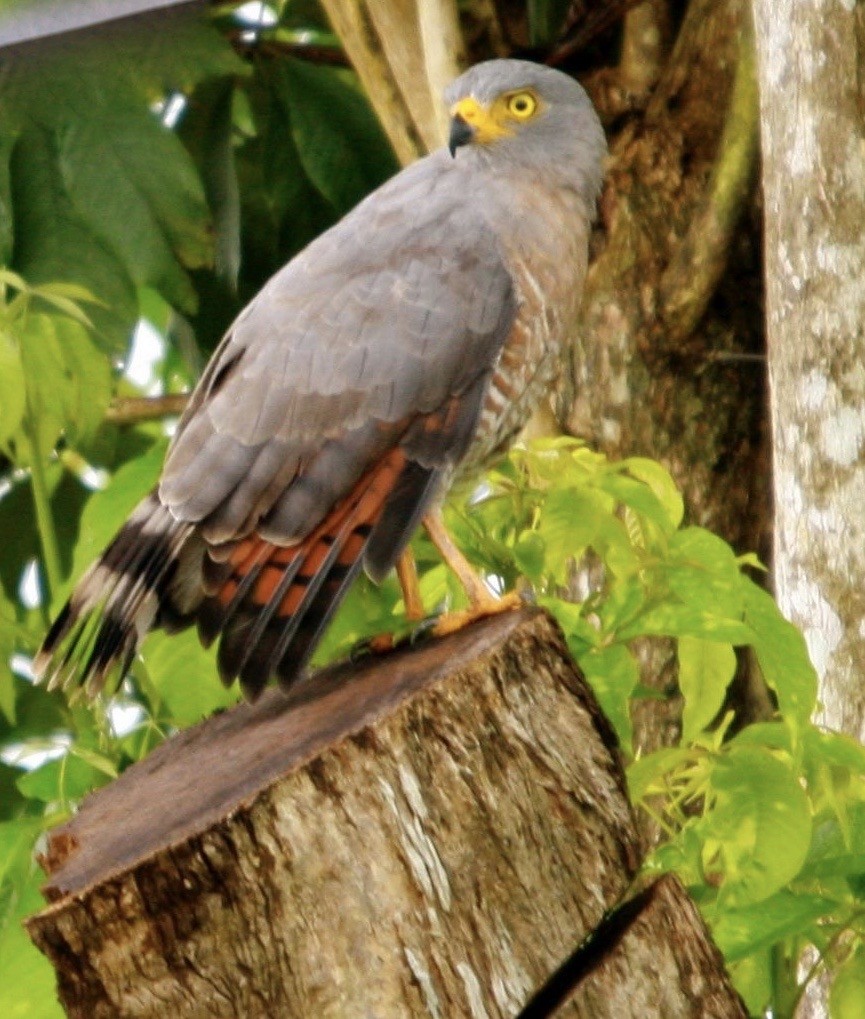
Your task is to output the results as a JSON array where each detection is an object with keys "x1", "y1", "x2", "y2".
[{"x1": 35, "y1": 59, "x2": 606, "y2": 700}]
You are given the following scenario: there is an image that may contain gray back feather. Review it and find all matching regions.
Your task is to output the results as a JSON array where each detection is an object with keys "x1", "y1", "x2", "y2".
[{"x1": 159, "y1": 150, "x2": 515, "y2": 545}]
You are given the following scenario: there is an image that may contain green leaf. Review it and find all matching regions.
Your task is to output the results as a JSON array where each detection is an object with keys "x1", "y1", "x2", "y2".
[
  {"x1": 618, "y1": 601, "x2": 753, "y2": 644},
  {"x1": 416, "y1": 563, "x2": 451, "y2": 612},
  {"x1": 802, "y1": 804, "x2": 865, "y2": 880},
  {"x1": 647, "y1": 822, "x2": 706, "y2": 888},
  {"x1": 140, "y1": 628, "x2": 237, "y2": 727},
  {"x1": 537, "y1": 487, "x2": 616, "y2": 581},
  {"x1": 539, "y1": 596, "x2": 601, "y2": 654},
  {"x1": 742, "y1": 577, "x2": 817, "y2": 726},
  {"x1": 0, "y1": 19, "x2": 222, "y2": 310},
  {"x1": 179, "y1": 77, "x2": 241, "y2": 290},
  {"x1": 9, "y1": 128, "x2": 137, "y2": 354},
  {"x1": 16, "y1": 312, "x2": 68, "y2": 458},
  {"x1": 627, "y1": 746, "x2": 691, "y2": 803},
  {"x1": 106, "y1": 5, "x2": 247, "y2": 94},
  {"x1": 0, "y1": 817, "x2": 43, "y2": 900},
  {"x1": 727, "y1": 950, "x2": 772, "y2": 1018},
  {"x1": 0, "y1": 328, "x2": 26, "y2": 448},
  {"x1": 665, "y1": 527, "x2": 745, "y2": 619},
  {"x1": 706, "y1": 890, "x2": 837, "y2": 961},
  {"x1": 597, "y1": 472, "x2": 677, "y2": 536},
  {"x1": 729, "y1": 722, "x2": 793, "y2": 755},
  {"x1": 803, "y1": 729, "x2": 865, "y2": 773},
  {"x1": 0, "y1": 680, "x2": 65, "y2": 749},
  {"x1": 620, "y1": 456, "x2": 685, "y2": 529},
  {"x1": 701, "y1": 745, "x2": 812, "y2": 906},
  {"x1": 12, "y1": 310, "x2": 112, "y2": 459},
  {"x1": 271, "y1": 59, "x2": 399, "y2": 215},
  {"x1": 313, "y1": 571, "x2": 402, "y2": 669},
  {"x1": 831, "y1": 944, "x2": 865, "y2": 1019},
  {"x1": 0, "y1": 762, "x2": 28, "y2": 821},
  {"x1": 51, "y1": 316, "x2": 112, "y2": 447},
  {"x1": 234, "y1": 62, "x2": 336, "y2": 297},
  {"x1": 0, "y1": 819, "x2": 63, "y2": 1018},
  {"x1": 578, "y1": 643, "x2": 637, "y2": 754},
  {"x1": 16, "y1": 752, "x2": 107, "y2": 804},
  {"x1": 678, "y1": 637, "x2": 736, "y2": 741},
  {"x1": 513, "y1": 530, "x2": 546, "y2": 580},
  {"x1": 0, "y1": 466, "x2": 90, "y2": 603}
]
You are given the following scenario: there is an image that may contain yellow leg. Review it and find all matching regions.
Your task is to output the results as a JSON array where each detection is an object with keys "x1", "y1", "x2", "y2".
[
  {"x1": 396, "y1": 547, "x2": 425, "y2": 622},
  {"x1": 423, "y1": 508, "x2": 521, "y2": 637}
]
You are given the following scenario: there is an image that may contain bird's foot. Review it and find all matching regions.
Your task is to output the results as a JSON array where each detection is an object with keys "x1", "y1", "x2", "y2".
[
  {"x1": 349, "y1": 631, "x2": 397, "y2": 662},
  {"x1": 349, "y1": 591, "x2": 521, "y2": 663},
  {"x1": 430, "y1": 590, "x2": 523, "y2": 638},
  {"x1": 349, "y1": 617, "x2": 434, "y2": 662}
]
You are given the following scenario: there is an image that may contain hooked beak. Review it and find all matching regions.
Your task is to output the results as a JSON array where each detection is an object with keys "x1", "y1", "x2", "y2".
[{"x1": 448, "y1": 114, "x2": 475, "y2": 157}]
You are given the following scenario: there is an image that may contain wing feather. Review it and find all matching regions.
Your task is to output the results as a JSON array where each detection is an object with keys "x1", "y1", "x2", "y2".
[{"x1": 159, "y1": 151, "x2": 516, "y2": 547}]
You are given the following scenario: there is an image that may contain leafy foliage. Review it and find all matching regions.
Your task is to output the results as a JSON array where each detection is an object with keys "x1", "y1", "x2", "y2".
[{"x1": 0, "y1": 4, "x2": 862, "y2": 1018}]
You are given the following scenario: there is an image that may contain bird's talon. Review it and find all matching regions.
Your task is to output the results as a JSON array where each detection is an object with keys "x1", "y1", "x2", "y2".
[
  {"x1": 431, "y1": 591, "x2": 523, "y2": 638},
  {"x1": 408, "y1": 616, "x2": 440, "y2": 645}
]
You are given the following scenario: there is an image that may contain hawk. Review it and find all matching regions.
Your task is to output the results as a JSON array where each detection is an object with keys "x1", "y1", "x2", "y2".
[{"x1": 36, "y1": 59, "x2": 606, "y2": 701}]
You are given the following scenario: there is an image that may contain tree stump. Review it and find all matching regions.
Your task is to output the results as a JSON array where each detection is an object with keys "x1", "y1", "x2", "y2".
[
  {"x1": 26, "y1": 609, "x2": 743, "y2": 1017},
  {"x1": 522, "y1": 873, "x2": 748, "y2": 1019}
]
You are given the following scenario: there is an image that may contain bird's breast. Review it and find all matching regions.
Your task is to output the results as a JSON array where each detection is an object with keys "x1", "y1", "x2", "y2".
[{"x1": 461, "y1": 183, "x2": 592, "y2": 472}]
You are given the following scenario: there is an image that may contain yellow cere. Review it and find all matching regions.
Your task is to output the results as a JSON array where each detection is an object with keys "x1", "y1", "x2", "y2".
[{"x1": 450, "y1": 89, "x2": 543, "y2": 144}]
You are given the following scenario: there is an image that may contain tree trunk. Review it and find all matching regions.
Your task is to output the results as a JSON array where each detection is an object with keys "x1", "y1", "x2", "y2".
[
  {"x1": 752, "y1": 0, "x2": 865, "y2": 741},
  {"x1": 25, "y1": 611, "x2": 743, "y2": 1018},
  {"x1": 752, "y1": 3, "x2": 865, "y2": 1014},
  {"x1": 564, "y1": 0, "x2": 770, "y2": 761},
  {"x1": 572, "y1": 0, "x2": 763, "y2": 554}
]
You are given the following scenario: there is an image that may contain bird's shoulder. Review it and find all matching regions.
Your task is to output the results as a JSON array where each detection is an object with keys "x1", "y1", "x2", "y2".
[{"x1": 265, "y1": 151, "x2": 498, "y2": 292}]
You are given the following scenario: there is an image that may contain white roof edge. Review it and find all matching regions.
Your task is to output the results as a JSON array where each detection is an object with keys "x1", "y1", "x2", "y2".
[{"x1": 0, "y1": 0, "x2": 202, "y2": 49}]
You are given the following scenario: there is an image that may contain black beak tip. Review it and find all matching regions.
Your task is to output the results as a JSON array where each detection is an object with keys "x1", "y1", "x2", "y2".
[{"x1": 448, "y1": 115, "x2": 474, "y2": 157}]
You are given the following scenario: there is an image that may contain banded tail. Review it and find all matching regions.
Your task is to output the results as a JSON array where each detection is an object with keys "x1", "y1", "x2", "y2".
[{"x1": 34, "y1": 449, "x2": 436, "y2": 701}]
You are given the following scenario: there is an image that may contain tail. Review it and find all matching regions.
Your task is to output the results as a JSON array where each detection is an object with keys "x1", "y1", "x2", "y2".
[
  {"x1": 33, "y1": 492, "x2": 203, "y2": 698},
  {"x1": 35, "y1": 451, "x2": 439, "y2": 702},
  {"x1": 198, "y1": 448, "x2": 437, "y2": 700}
]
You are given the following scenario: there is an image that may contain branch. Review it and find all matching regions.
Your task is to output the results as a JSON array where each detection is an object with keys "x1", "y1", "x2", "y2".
[
  {"x1": 547, "y1": 0, "x2": 648, "y2": 67},
  {"x1": 318, "y1": 0, "x2": 467, "y2": 163},
  {"x1": 658, "y1": 15, "x2": 759, "y2": 346},
  {"x1": 618, "y1": 1, "x2": 671, "y2": 95},
  {"x1": 417, "y1": 0, "x2": 464, "y2": 144},
  {"x1": 104, "y1": 394, "x2": 189, "y2": 426}
]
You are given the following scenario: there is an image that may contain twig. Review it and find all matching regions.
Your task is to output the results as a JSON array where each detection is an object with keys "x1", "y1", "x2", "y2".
[
  {"x1": 658, "y1": 15, "x2": 759, "y2": 346},
  {"x1": 104, "y1": 394, "x2": 189, "y2": 426},
  {"x1": 547, "y1": 0, "x2": 647, "y2": 67},
  {"x1": 226, "y1": 33, "x2": 350, "y2": 67}
]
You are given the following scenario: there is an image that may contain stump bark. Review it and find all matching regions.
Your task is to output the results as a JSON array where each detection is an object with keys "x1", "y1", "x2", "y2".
[{"x1": 26, "y1": 609, "x2": 744, "y2": 1017}]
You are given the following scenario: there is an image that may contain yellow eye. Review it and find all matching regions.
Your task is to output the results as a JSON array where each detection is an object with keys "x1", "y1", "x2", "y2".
[{"x1": 506, "y1": 92, "x2": 537, "y2": 119}]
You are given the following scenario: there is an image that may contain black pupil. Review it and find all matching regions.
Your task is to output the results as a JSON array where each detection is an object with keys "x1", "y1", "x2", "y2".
[{"x1": 514, "y1": 98, "x2": 528, "y2": 112}]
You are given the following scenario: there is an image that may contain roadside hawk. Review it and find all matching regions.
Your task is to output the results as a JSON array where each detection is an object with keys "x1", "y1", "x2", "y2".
[{"x1": 36, "y1": 59, "x2": 606, "y2": 701}]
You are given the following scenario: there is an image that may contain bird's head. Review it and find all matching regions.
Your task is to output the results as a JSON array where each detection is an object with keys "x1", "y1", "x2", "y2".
[{"x1": 444, "y1": 59, "x2": 606, "y2": 206}]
